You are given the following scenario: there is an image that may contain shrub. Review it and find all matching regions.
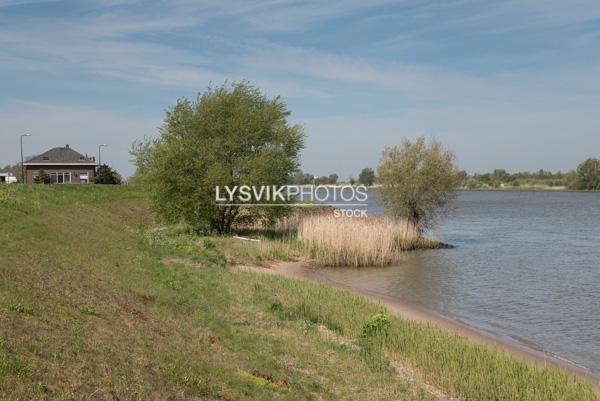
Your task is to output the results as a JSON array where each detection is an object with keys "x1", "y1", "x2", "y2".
[{"x1": 361, "y1": 313, "x2": 391, "y2": 339}]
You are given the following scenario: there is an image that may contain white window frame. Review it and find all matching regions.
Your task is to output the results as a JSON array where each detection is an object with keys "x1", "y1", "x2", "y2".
[{"x1": 49, "y1": 172, "x2": 71, "y2": 184}]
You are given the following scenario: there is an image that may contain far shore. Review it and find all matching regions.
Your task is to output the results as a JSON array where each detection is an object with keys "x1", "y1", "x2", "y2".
[
  {"x1": 296, "y1": 183, "x2": 599, "y2": 192},
  {"x1": 240, "y1": 260, "x2": 600, "y2": 385}
]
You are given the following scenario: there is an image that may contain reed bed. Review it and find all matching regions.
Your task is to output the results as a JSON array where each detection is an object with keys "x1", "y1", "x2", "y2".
[{"x1": 297, "y1": 215, "x2": 439, "y2": 267}]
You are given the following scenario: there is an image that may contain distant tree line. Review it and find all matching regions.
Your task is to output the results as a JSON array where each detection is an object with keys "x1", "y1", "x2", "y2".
[
  {"x1": 460, "y1": 158, "x2": 600, "y2": 190},
  {"x1": 288, "y1": 170, "x2": 339, "y2": 185},
  {"x1": 289, "y1": 167, "x2": 377, "y2": 186}
]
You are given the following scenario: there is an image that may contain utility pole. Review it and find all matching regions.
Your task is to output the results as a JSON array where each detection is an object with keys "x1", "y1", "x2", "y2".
[
  {"x1": 98, "y1": 144, "x2": 107, "y2": 166},
  {"x1": 20, "y1": 133, "x2": 31, "y2": 184}
]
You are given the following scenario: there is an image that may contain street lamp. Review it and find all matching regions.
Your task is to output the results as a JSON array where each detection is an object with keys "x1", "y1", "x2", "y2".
[
  {"x1": 98, "y1": 144, "x2": 107, "y2": 166},
  {"x1": 20, "y1": 133, "x2": 31, "y2": 184}
]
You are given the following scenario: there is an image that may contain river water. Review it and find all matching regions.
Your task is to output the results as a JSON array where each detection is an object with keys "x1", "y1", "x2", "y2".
[{"x1": 319, "y1": 190, "x2": 600, "y2": 373}]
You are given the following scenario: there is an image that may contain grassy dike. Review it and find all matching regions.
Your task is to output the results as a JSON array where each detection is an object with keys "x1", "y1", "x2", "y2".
[{"x1": 0, "y1": 185, "x2": 596, "y2": 400}]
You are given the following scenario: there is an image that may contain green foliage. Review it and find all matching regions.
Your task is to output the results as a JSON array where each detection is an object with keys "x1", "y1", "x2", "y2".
[
  {"x1": 94, "y1": 164, "x2": 122, "y2": 185},
  {"x1": 358, "y1": 167, "x2": 375, "y2": 186},
  {"x1": 129, "y1": 136, "x2": 157, "y2": 185},
  {"x1": 138, "y1": 82, "x2": 305, "y2": 233},
  {"x1": 377, "y1": 137, "x2": 461, "y2": 233},
  {"x1": 289, "y1": 169, "x2": 314, "y2": 185},
  {"x1": 0, "y1": 163, "x2": 22, "y2": 183},
  {"x1": 574, "y1": 158, "x2": 600, "y2": 190},
  {"x1": 7, "y1": 302, "x2": 34, "y2": 315},
  {"x1": 313, "y1": 173, "x2": 339, "y2": 185},
  {"x1": 238, "y1": 371, "x2": 288, "y2": 393},
  {"x1": 462, "y1": 168, "x2": 583, "y2": 189},
  {"x1": 79, "y1": 306, "x2": 97, "y2": 316},
  {"x1": 33, "y1": 170, "x2": 50, "y2": 184},
  {"x1": 361, "y1": 313, "x2": 390, "y2": 339},
  {"x1": 0, "y1": 186, "x2": 597, "y2": 401}
]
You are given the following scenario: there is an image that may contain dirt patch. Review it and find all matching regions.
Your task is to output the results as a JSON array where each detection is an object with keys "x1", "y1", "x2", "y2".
[
  {"x1": 118, "y1": 302, "x2": 148, "y2": 321},
  {"x1": 248, "y1": 370, "x2": 289, "y2": 389},
  {"x1": 391, "y1": 360, "x2": 461, "y2": 401},
  {"x1": 140, "y1": 294, "x2": 157, "y2": 302}
]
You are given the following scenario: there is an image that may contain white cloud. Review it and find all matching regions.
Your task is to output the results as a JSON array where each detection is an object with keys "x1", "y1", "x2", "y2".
[
  {"x1": 0, "y1": 0, "x2": 599, "y2": 176},
  {"x1": 0, "y1": 0, "x2": 58, "y2": 7}
]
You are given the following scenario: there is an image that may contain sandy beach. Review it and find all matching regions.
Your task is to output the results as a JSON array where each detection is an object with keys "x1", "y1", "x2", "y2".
[{"x1": 240, "y1": 260, "x2": 600, "y2": 384}]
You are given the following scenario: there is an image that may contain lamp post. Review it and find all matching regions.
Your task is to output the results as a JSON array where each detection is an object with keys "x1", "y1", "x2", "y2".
[
  {"x1": 20, "y1": 133, "x2": 31, "y2": 184},
  {"x1": 98, "y1": 144, "x2": 107, "y2": 166}
]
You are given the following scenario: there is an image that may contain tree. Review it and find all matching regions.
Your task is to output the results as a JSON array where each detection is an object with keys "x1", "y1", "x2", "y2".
[
  {"x1": 313, "y1": 174, "x2": 338, "y2": 185},
  {"x1": 94, "y1": 164, "x2": 122, "y2": 185},
  {"x1": 377, "y1": 137, "x2": 461, "y2": 234},
  {"x1": 33, "y1": 169, "x2": 50, "y2": 184},
  {"x1": 1, "y1": 163, "x2": 23, "y2": 183},
  {"x1": 574, "y1": 158, "x2": 600, "y2": 190},
  {"x1": 358, "y1": 167, "x2": 375, "y2": 186},
  {"x1": 289, "y1": 169, "x2": 314, "y2": 185},
  {"x1": 137, "y1": 82, "x2": 305, "y2": 234},
  {"x1": 492, "y1": 169, "x2": 510, "y2": 184},
  {"x1": 129, "y1": 136, "x2": 157, "y2": 185}
]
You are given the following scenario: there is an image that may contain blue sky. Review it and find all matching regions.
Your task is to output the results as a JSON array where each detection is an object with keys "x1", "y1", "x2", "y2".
[{"x1": 1, "y1": 0, "x2": 600, "y2": 178}]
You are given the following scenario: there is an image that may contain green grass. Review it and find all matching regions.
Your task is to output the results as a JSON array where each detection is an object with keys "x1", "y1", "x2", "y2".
[{"x1": 0, "y1": 185, "x2": 596, "y2": 400}]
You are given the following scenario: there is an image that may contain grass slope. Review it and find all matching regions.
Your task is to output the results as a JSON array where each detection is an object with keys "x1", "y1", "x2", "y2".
[{"x1": 0, "y1": 186, "x2": 596, "y2": 400}]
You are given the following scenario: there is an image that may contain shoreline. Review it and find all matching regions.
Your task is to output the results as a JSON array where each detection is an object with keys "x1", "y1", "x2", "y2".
[{"x1": 242, "y1": 260, "x2": 600, "y2": 384}]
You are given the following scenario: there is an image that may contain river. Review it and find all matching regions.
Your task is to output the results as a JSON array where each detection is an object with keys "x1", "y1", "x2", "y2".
[{"x1": 319, "y1": 190, "x2": 600, "y2": 373}]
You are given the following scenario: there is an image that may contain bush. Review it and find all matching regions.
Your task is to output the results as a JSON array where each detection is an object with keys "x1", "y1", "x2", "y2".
[
  {"x1": 574, "y1": 158, "x2": 600, "y2": 190},
  {"x1": 33, "y1": 170, "x2": 50, "y2": 184},
  {"x1": 361, "y1": 313, "x2": 390, "y2": 339},
  {"x1": 94, "y1": 164, "x2": 121, "y2": 185}
]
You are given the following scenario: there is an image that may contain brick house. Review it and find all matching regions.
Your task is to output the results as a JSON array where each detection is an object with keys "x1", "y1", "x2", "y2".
[{"x1": 23, "y1": 145, "x2": 96, "y2": 184}]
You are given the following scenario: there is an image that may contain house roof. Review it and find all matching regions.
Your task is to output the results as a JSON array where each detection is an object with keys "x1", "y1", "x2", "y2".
[{"x1": 24, "y1": 145, "x2": 96, "y2": 165}]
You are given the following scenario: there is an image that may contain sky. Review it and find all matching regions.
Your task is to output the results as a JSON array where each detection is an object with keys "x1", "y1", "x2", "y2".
[{"x1": 1, "y1": 0, "x2": 599, "y2": 179}]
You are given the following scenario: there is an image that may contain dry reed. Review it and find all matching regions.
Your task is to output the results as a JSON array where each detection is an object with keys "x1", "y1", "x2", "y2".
[{"x1": 297, "y1": 215, "x2": 439, "y2": 267}]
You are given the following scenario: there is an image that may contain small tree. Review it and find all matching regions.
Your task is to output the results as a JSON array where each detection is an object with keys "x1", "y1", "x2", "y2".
[
  {"x1": 94, "y1": 164, "x2": 122, "y2": 185},
  {"x1": 34, "y1": 170, "x2": 50, "y2": 184},
  {"x1": 328, "y1": 173, "x2": 338, "y2": 185},
  {"x1": 358, "y1": 167, "x2": 375, "y2": 186},
  {"x1": 377, "y1": 137, "x2": 461, "y2": 234},
  {"x1": 574, "y1": 158, "x2": 600, "y2": 190}
]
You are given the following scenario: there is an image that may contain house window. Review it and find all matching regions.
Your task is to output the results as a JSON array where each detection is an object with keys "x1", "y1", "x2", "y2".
[{"x1": 49, "y1": 172, "x2": 71, "y2": 184}]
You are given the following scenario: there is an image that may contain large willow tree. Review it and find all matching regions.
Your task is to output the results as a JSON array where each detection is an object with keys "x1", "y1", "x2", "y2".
[{"x1": 132, "y1": 82, "x2": 305, "y2": 233}]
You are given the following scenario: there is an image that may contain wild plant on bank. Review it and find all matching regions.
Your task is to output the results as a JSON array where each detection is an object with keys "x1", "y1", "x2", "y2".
[{"x1": 297, "y1": 215, "x2": 439, "y2": 267}]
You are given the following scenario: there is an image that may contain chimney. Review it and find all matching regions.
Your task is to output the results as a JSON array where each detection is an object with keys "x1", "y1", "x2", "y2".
[{"x1": 65, "y1": 144, "x2": 70, "y2": 149}]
